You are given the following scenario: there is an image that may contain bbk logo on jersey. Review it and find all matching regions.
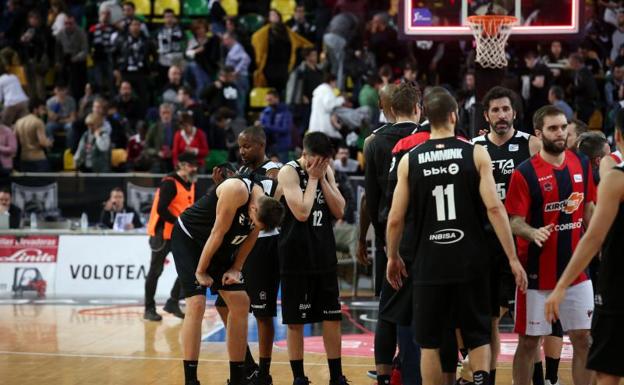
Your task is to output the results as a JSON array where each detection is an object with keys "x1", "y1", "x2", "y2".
[
  {"x1": 491, "y1": 158, "x2": 515, "y2": 175},
  {"x1": 544, "y1": 192, "x2": 584, "y2": 214},
  {"x1": 423, "y1": 163, "x2": 460, "y2": 177}
]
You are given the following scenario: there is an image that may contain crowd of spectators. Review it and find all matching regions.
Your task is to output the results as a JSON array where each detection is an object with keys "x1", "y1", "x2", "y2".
[{"x1": 1, "y1": 1, "x2": 624, "y2": 176}]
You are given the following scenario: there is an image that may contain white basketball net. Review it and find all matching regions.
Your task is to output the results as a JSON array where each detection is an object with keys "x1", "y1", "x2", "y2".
[{"x1": 467, "y1": 17, "x2": 516, "y2": 69}]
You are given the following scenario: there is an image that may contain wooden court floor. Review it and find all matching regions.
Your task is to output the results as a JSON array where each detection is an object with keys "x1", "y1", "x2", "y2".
[{"x1": 0, "y1": 300, "x2": 584, "y2": 385}]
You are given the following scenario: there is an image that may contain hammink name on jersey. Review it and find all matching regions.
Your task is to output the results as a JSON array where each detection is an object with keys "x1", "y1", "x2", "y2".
[{"x1": 417, "y1": 148, "x2": 464, "y2": 164}]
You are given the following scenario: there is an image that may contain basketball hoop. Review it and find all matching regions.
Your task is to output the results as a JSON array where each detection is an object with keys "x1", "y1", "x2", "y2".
[{"x1": 467, "y1": 15, "x2": 517, "y2": 69}]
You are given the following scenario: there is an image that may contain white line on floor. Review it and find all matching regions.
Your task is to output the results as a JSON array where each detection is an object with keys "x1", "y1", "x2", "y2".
[{"x1": 0, "y1": 351, "x2": 373, "y2": 367}]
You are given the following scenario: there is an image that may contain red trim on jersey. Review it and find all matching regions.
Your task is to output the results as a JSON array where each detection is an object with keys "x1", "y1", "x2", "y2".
[
  {"x1": 610, "y1": 151, "x2": 622, "y2": 163},
  {"x1": 391, "y1": 132, "x2": 431, "y2": 155},
  {"x1": 514, "y1": 288, "x2": 527, "y2": 335}
]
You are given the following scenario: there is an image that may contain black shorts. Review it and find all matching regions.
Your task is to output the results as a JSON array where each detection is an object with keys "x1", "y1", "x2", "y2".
[
  {"x1": 586, "y1": 311, "x2": 624, "y2": 377},
  {"x1": 379, "y1": 262, "x2": 413, "y2": 326},
  {"x1": 440, "y1": 328, "x2": 460, "y2": 374},
  {"x1": 413, "y1": 278, "x2": 492, "y2": 350},
  {"x1": 281, "y1": 272, "x2": 342, "y2": 324},
  {"x1": 242, "y1": 235, "x2": 280, "y2": 317},
  {"x1": 171, "y1": 224, "x2": 245, "y2": 298}
]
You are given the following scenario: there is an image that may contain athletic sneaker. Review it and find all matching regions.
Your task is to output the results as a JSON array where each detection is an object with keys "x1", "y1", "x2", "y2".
[
  {"x1": 367, "y1": 371, "x2": 377, "y2": 380},
  {"x1": 256, "y1": 374, "x2": 273, "y2": 385},
  {"x1": 545, "y1": 380, "x2": 560, "y2": 385},
  {"x1": 293, "y1": 377, "x2": 310, "y2": 385},
  {"x1": 143, "y1": 308, "x2": 162, "y2": 321},
  {"x1": 329, "y1": 376, "x2": 350, "y2": 385},
  {"x1": 163, "y1": 298, "x2": 185, "y2": 319},
  {"x1": 246, "y1": 367, "x2": 260, "y2": 382}
]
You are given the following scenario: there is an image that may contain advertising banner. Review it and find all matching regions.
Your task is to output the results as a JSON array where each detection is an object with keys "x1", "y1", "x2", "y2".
[
  {"x1": 0, "y1": 235, "x2": 58, "y2": 297},
  {"x1": 55, "y1": 235, "x2": 178, "y2": 297}
]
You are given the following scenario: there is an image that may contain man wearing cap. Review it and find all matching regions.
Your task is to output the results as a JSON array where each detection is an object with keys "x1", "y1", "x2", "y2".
[{"x1": 145, "y1": 152, "x2": 199, "y2": 321}]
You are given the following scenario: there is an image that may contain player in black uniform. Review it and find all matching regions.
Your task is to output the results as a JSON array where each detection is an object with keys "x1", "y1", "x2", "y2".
[
  {"x1": 277, "y1": 132, "x2": 348, "y2": 385},
  {"x1": 386, "y1": 88, "x2": 527, "y2": 385},
  {"x1": 237, "y1": 126, "x2": 281, "y2": 384},
  {"x1": 172, "y1": 177, "x2": 284, "y2": 385},
  {"x1": 471, "y1": 86, "x2": 542, "y2": 384},
  {"x1": 545, "y1": 118, "x2": 624, "y2": 385}
]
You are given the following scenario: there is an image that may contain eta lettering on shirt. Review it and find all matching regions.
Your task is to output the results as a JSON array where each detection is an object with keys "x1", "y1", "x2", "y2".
[{"x1": 505, "y1": 150, "x2": 597, "y2": 290}]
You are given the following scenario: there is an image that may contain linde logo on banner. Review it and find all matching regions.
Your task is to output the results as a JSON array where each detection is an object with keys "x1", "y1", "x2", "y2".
[
  {"x1": 0, "y1": 248, "x2": 56, "y2": 263},
  {"x1": 0, "y1": 235, "x2": 58, "y2": 263},
  {"x1": 69, "y1": 264, "x2": 148, "y2": 280}
]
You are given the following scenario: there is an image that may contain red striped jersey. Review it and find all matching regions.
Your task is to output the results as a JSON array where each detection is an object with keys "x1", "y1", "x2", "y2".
[{"x1": 505, "y1": 150, "x2": 597, "y2": 290}]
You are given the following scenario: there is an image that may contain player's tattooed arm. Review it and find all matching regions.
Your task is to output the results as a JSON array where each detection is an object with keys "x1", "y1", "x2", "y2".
[
  {"x1": 509, "y1": 216, "x2": 553, "y2": 248},
  {"x1": 195, "y1": 179, "x2": 248, "y2": 285},
  {"x1": 320, "y1": 164, "x2": 345, "y2": 219},
  {"x1": 277, "y1": 161, "x2": 319, "y2": 221},
  {"x1": 475, "y1": 145, "x2": 528, "y2": 291}
]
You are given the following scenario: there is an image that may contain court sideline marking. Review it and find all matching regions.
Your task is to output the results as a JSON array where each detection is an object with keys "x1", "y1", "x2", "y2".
[{"x1": 0, "y1": 350, "x2": 373, "y2": 367}]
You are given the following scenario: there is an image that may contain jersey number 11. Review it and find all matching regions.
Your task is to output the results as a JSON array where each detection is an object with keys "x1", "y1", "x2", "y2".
[{"x1": 432, "y1": 184, "x2": 456, "y2": 221}]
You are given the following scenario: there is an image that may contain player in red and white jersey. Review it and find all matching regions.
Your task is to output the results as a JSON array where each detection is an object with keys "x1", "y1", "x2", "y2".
[{"x1": 506, "y1": 106, "x2": 596, "y2": 385}]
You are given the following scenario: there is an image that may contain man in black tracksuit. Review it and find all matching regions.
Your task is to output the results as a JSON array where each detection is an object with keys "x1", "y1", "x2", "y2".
[{"x1": 364, "y1": 82, "x2": 426, "y2": 385}]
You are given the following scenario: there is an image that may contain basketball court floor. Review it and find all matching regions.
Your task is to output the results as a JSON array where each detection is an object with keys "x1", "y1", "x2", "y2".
[{"x1": 1, "y1": 296, "x2": 581, "y2": 385}]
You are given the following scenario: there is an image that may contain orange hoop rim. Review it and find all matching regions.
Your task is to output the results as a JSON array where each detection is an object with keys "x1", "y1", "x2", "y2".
[{"x1": 466, "y1": 15, "x2": 518, "y2": 27}]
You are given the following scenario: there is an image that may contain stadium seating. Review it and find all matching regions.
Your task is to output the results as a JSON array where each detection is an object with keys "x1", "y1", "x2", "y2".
[
  {"x1": 129, "y1": 0, "x2": 151, "y2": 16},
  {"x1": 271, "y1": 0, "x2": 296, "y2": 21},
  {"x1": 249, "y1": 87, "x2": 271, "y2": 108},
  {"x1": 239, "y1": 13, "x2": 265, "y2": 34},
  {"x1": 182, "y1": 0, "x2": 209, "y2": 17},
  {"x1": 153, "y1": 0, "x2": 180, "y2": 16}
]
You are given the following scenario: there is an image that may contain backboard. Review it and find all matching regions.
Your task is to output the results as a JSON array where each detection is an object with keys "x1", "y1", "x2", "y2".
[{"x1": 399, "y1": 0, "x2": 582, "y2": 39}]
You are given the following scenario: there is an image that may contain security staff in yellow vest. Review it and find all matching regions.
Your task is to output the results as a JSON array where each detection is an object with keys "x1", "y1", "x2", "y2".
[{"x1": 145, "y1": 152, "x2": 198, "y2": 321}]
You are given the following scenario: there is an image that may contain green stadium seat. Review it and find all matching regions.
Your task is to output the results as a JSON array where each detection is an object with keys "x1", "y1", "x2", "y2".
[
  {"x1": 205, "y1": 150, "x2": 229, "y2": 171},
  {"x1": 183, "y1": 0, "x2": 208, "y2": 16},
  {"x1": 239, "y1": 13, "x2": 265, "y2": 34}
]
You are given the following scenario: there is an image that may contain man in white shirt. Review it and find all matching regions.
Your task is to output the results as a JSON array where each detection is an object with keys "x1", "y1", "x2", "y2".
[
  {"x1": 308, "y1": 73, "x2": 345, "y2": 145},
  {"x1": 0, "y1": 67, "x2": 29, "y2": 126}
]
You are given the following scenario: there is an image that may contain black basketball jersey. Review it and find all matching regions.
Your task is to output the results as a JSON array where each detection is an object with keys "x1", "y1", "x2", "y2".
[
  {"x1": 238, "y1": 159, "x2": 280, "y2": 197},
  {"x1": 595, "y1": 165, "x2": 624, "y2": 314},
  {"x1": 471, "y1": 130, "x2": 531, "y2": 202},
  {"x1": 179, "y1": 177, "x2": 254, "y2": 256},
  {"x1": 407, "y1": 137, "x2": 489, "y2": 284},
  {"x1": 278, "y1": 160, "x2": 336, "y2": 274},
  {"x1": 239, "y1": 160, "x2": 280, "y2": 238}
]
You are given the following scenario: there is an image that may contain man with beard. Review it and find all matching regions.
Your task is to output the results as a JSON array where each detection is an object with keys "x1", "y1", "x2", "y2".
[
  {"x1": 471, "y1": 86, "x2": 541, "y2": 384},
  {"x1": 213, "y1": 126, "x2": 282, "y2": 385},
  {"x1": 545, "y1": 107, "x2": 624, "y2": 385},
  {"x1": 506, "y1": 106, "x2": 596, "y2": 385},
  {"x1": 145, "y1": 152, "x2": 199, "y2": 321}
]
